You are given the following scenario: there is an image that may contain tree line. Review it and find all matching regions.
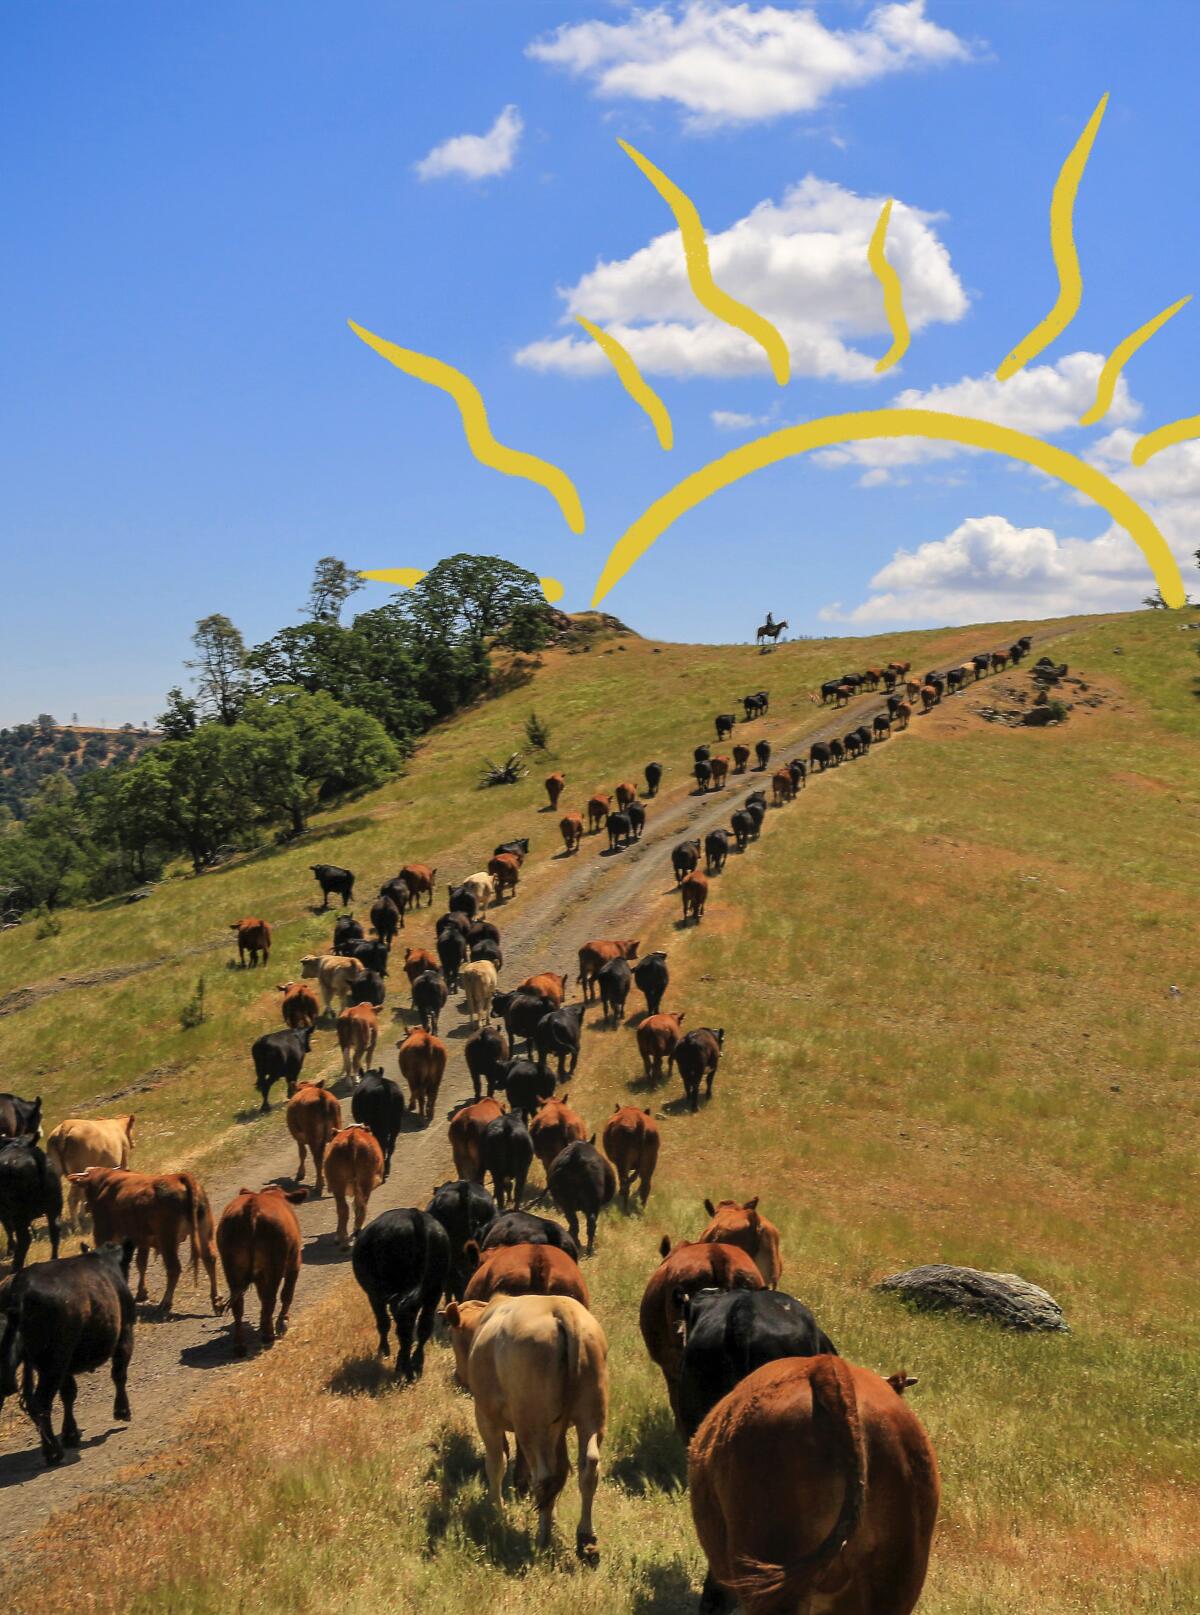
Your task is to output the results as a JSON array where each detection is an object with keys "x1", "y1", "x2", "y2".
[{"x1": 0, "y1": 555, "x2": 553, "y2": 917}]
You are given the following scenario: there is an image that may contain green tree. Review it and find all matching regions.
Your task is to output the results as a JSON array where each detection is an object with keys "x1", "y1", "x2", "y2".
[
  {"x1": 187, "y1": 614, "x2": 248, "y2": 726},
  {"x1": 157, "y1": 686, "x2": 199, "y2": 740},
  {"x1": 306, "y1": 556, "x2": 365, "y2": 624}
]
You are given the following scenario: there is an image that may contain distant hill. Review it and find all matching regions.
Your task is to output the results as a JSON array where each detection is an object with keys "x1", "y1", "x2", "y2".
[{"x1": 0, "y1": 719, "x2": 160, "y2": 820}]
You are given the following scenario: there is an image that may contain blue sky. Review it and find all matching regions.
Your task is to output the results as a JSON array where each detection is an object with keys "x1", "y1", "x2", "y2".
[{"x1": 4, "y1": 1, "x2": 1200, "y2": 725}]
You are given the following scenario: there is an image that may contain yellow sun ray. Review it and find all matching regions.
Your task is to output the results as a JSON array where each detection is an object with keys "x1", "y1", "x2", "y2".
[
  {"x1": 868, "y1": 199, "x2": 910, "y2": 374},
  {"x1": 617, "y1": 139, "x2": 791, "y2": 386},
  {"x1": 1080, "y1": 296, "x2": 1191, "y2": 426},
  {"x1": 576, "y1": 316, "x2": 674, "y2": 449},
  {"x1": 589, "y1": 408, "x2": 1185, "y2": 608},
  {"x1": 348, "y1": 321, "x2": 585, "y2": 533},
  {"x1": 359, "y1": 567, "x2": 564, "y2": 604},
  {"x1": 996, "y1": 94, "x2": 1108, "y2": 381},
  {"x1": 1131, "y1": 415, "x2": 1200, "y2": 466}
]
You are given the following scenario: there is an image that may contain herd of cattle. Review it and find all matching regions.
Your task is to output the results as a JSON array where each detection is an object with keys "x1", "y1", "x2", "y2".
[{"x1": 0, "y1": 636, "x2": 1031, "y2": 1609}]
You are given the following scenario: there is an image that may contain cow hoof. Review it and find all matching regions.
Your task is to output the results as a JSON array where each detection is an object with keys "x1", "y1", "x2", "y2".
[
  {"x1": 114, "y1": 1400, "x2": 132, "y2": 1422},
  {"x1": 43, "y1": 1446, "x2": 65, "y2": 1467},
  {"x1": 576, "y1": 1533, "x2": 599, "y2": 1565},
  {"x1": 62, "y1": 1427, "x2": 82, "y2": 1449}
]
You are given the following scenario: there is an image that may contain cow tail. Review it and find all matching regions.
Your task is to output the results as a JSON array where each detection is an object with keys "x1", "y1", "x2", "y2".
[
  {"x1": 0, "y1": 1304, "x2": 23, "y2": 1406},
  {"x1": 386, "y1": 1215, "x2": 427, "y2": 1319},
  {"x1": 553, "y1": 1309, "x2": 579, "y2": 1428},
  {"x1": 45, "y1": 1133, "x2": 66, "y2": 1179},
  {"x1": 726, "y1": 1356, "x2": 865, "y2": 1614},
  {"x1": 184, "y1": 1174, "x2": 202, "y2": 1282}
]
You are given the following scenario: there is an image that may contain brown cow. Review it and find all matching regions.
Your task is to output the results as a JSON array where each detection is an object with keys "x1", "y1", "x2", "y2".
[
  {"x1": 700, "y1": 1197, "x2": 784, "y2": 1289},
  {"x1": 905, "y1": 678, "x2": 922, "y2": 702},
  {"x1": 519, "y1": 971, "x2": 569, "y2": 1007},
  {"x1": 325, "y1": 1125, "x2": 385, "y2": 1247},
  {"x1": 919, "y1": 683, "x2": 938, "y2": 712},
  {"x1": 639, "y1": 1235, "x2": 764, "y2": 1411},
  {"x1": 336, "y1": 1002, "x2": 379, "y2": 1082},
  {"x1": 65, "y1": 1166, "x2": 222, "y2": 1315},
  {"x1": 559, "y1": 812, "x2": 584, "y2": 854},
  {"x1": 216, "y1": 1185, "x2": 306, "y2": 1354},
  {"x1": 689, "y1": 1356, "x2": 939, "y2": 1615},
  {"x1": 529, "y1": 1096, "x2": 587, "y2": 1177},
  {"x1": 889, "y1": 659, "x2": 912, "y2": 677},
  {"x1": 681, "y1": 870, "x2": 708, "y2": 923},
  {"x1": 601, "y1": 1105, "x2": 660, "y2": 1210},
  {"x1": 991, "y1": 649, "x2": 1009, "y2": 672},
  {"x1": 286, "y1": 1080, "x2": 342, "y2": 1195},
  {"x1": 277, "y1": 980, "x2": 319, "y2": 1029},
  {"x1": 398, "y1": 1028, "x2": 447, "y2": 1124},
  {"x1": 545, "y1": 772, "x2": 566, "y2": 811},
  {"x1": 46, "y1": 1116, "x2": 136, "y2": 1225},
  {"x1": 771, "y1": 767, "x2": 794, "y2": 805},
  {"x1": 231, "y1": 917, "x2": 271, "y2": 967},
  {"x1": 577, "y1": 939, "x2": 639, "y2": 1001},
  {"x1": 487, "y1": 852, "x2": 521, "y2": 901},
  {"x1": 586, "y1": 792, "x2": 612, "y2": 833},
  {"x1": 399, "y1": 863, "x2": 437, "y2": 906},
  {"x1": 403, "y1": 946, "x2": 439, "y2": 989},
  {"x1": 614, "y1": 780, "x2": 638, "y2": 809},
  {"x1": 449, "y1": 1097, "x2": 504, "y2": 1182},
  {"x1": 894, "y1": 700, "x2": 912, "y2": 730},
  {"x1": 464, "y1": 1241, "x2": 590, "y2": 1308},
  {"x1": 709, "y1": 756, "x2": 730, "y2": 789},
  {"x1": 732, "y1": 744, "x2": 750, "y2": 774},
  {"x1": 636, "y1": 1012, "x2": 685, "y2": 1081}
]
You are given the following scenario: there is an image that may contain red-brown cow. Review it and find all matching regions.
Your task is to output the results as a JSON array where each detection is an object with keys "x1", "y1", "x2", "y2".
[
  {"x1": 277, "y1": 980, "x2": 319, "y2": 1029},
  {"x1": 586, "y1": 793, "x2": 612, "y2": 833},
  {"x1": 636, "y1": 1012, "x2": 685, "y2": 1081},
  {"x1": 601, "y1": 1105, "x2": 660, "y2": 1210},
  {"x1": 398, "y1": 1028, "x2": 447, "y2": 1124},
  {"x1": 639, "y1": 1235, "x2": 764, "y2": 1411},
  {"x1": 894, "y1": 700, "x2": 912, "y2": 731},
  {"x1": 681, "y1": 870, "x2": 708, "y2": 923},
  {"x1": 709, "y1": 756, "x2": 729, "y2": 789},
  {"x1": 614, "y1": 780, "x2": 638, "y2": 809},
  {"x1": 449, "y1": 1097, "x2": 504, "y2": 1182},
  {"x1": 771, "y1": 767, "x2": 794, "y2": 805},
  {"x1": 529, "y1": 1096, "x2": 587, "y2": 1177},
  {"x1": 487, "y1": 852, "x2": 521, "y2": 901},
  {"x1": 559, "y1": 812, "x2": 584, "y2": 854},
  {"x1": 519, "y1": 971, "x2": 569, "y2": 1008},
  {"x1": 732, "y1": 744, "x2": 751, "y2": 774},
  {"x1": 545, "y1": 772, "x2": 566, "y2": 811},
  {"x1": 285, "y1": 1080, "x2": 343, "y2": 1196},
  {"x1": 399, "y1": 863, "x2": 437, "y2": 906},
  {"x1": 65, "y1": 1166, "x2": 222, "y2": 1315},
  {"x1": 577, "y1": 939, "x2": 639, "y2": 1001},
  {"x1": 403, "y1": 946, "x2": 439, "y2": 989},
  {"x1": 336, "y1": 1002, "x2": 379, "y2": 1082},
  {"x1": 216, "y1": 1185, "x2": 306, "y2": 1354},
  {"x1": 700, "y1": 1196, "x2": 783, "y2": 1288},
  {"x1": 231, "y1": 918, "x2": 271, "y2": 968},
  {"x1": 324, "y1": 1124, "x2": 385, "y2": 1247},
  {"x1": 464, "y1": 1240, "x2": 590, "y2": 1308}
]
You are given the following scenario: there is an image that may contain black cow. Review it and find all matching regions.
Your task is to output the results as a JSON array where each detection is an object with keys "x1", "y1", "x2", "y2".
[
  {"x1": 673, "y1": 1027, "x2": 724, "y2": 1112},
  {"x1": 715, "y1": 713, "x2": 736, "y2": 740},
  {"x1": 0, "y1": 1093, "x2": 42, "y2": 1142},
  {"x1": 693, "y1": 744, "x2": 711, "y2": 764},
  {"x1": 370, "y1": 894, "x2": 403, "y2": 946},
  {"x1": 436, "y1": 925, "x2": 469, "y2": 989},
  {"x1": 467, "y1": 919, "x2": 501, "y2": 948},
  {"x1": 694, "y1": 760, "x2": 712, "y2": 792},
  {"x1": 672, "y1": 838, "x2": 701, "y2": 884},
  {"x1": 644, "y1": 761, "x2": 663, "y2": 797},
  {"x1": 437, "y1": 910, "x2": 472, "y2": 938},
  {"x1": 705, "y1": 830, "x2": 730, "y2": 874},
  {"x1": 972, "y1": 653, "x2": 990, "y2": 679},
  {"x1": 886, "y1": 693, "x2": 904, "y2": 717},
  {"x1": 350, "y1": 1209, "x2": 450, "y2": 1380},
  {"x1": 332, "y1": 915, "x2": 365, "y2": 952},
  {"x1": 676, "y1": 1288, "x2": 838, "y2": 1440},
  {"x1": 252, "y1": 1026, "x2": 313, "y2": 1112},
  {"x1": 742, "y1": 692, "x2": 768, "y2": 720},
  {"x1": 606, "y1": 810, "x2": 633, "y2": 851},
  {"x1": 345, "y1": 938, "x2": 389, "y2": 977},
  {"x1": 633, "y1": 951, "x2": 669, "y2": 1016},
  {"x1": 828, "y1": 737, "x2": 845, "y2": 766},
  {"x1": 426, "y1": 1180, "x2": 497, "y2": 1300},
  {"x1": 469, "y1": 938, "x2": 503, "y2": 972},
  {"x1": 378, "y1": 878, "x2": 411, "y2": 920},
  {"x1": 447, "y1": 883, "x2": 478, "y2": 919},
  {"x1": 465, "y1": 1025, "x2": 509, "y2": 1100},
  {"x1": 744, "y1": 797, "x2": 766, "y2": 836},
  {"x1": 754, "y1": 740, "x2": 771, "y2": 771},
  {"x1": 411, "y1": 970, "x2": 448, "y2": 1035},
  {"x1": 882, "y1": 669, "x2": 898, "y2": 691},
  {"x1": 350, "y1": 1069, "x2": 406, "y2": 1180},
  {"x1": 499, "y1": 1058, "x2": 554, "y2": 1117},
  {"x1": 311, "y1": 864, "x2": 354, "y2": 910},
  {"x1": 596, "y1": 957, "x2": 632, "y2": 1024},
  {"x1": 627, "y1": 801, "x2": 646, "y2": 841},
  {"x1": 0, "y1": 1138, "x2": 61, "y2": 1269},
  {"x1": 533, "y1": 1002, "x2": 586, "y2": 1080},
  {"x1": 809, "y1": 741, "x2": 831, "y2": 772},
  {"x1": 349, "y1": 969, "x2": 386, "y2": 1009},
  {"x1": 480, "y1": 1210, "x2": 580, "y2": 1263},
  {"x1": 788, "y1": 758, "x2": 807, "y2": 791},
  {"x1": 492, "y1": 989, "x2": 556, "y2": 1057},
  {"x1": 730, "y1": 809, "x2": 755, "y2": 851},
  {"x1": 0, "y1": 1240, "x2": 135, "y2": 1465},
  {"x1": 1017, "y1": 634, "x2": 1033, "y2": 652},
  {"x1": 547, "y1": 1139, "x2": 616, "y2": 1257},
  {"x1": 873, "y1": 713, "x2": 892, "y2": 740},
  {"x1": 819, "y1": 680, "x2": 841, "y2": 704},
  {"x1": 481, "y1": 1113, "x2": 533, "y2": 1210},
  {"x1": 493, "y1": 838, "x2": 530, "y2": 859}
]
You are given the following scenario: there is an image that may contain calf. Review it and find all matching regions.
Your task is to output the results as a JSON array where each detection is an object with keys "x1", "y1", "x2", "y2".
[
  {"x1": 286, "y1": 1080, "x2": 342, "y2": 1195},
  {"x1": 481, "y1": 1210, "x2": 580, "y2": 1262},
  {"x1": 348, "y1": 968, "x2": 386, "y2": 1009},
  {"x1": 534, "y1": 1002, "x2": 586, "y2": 1080},
  {"x1": 578, "y1": 938, "x2": 639, "y2": 1000},
  {"x1": 674, "y1": 1027, "x2": 724, "y2": 1112},
  {"x1": 443, "y1": 1295, "x2": 609, "y2": 1560},
  {"x1": 596, "y1": 956, "x2": 632, "y2": 1023},
  {"x1": 460, "y1": 959, "x2": 499, "y2": 1028},
  {"x1": 606, "y1": 809, "x2": 633, "y2": 851},
  {"x1": 627, "y1": 800, "x2": 646, "y2": 841},
  {"x1": 337, "y1": 1002, "x2": 379, "y2": 1082},
  {"x1": 701, "y1": 1196, "x2": 783, "y2": 1288},
  {"x1": 894, "y1": 700, "x2": 912, "y2": 730},
  {"x1": 216, "y1": 1185, "x2": 305, "y2": 1354},
  {"x1": 633, "y1": 951, "x2": 669, "y2": 1015},
  {"x1": 277, "y1": 980, "x2": 320, "y2": 1029},
  {"x1": 350, "y1": 1068, "x2": 406, "y2": 1179},
  {"x1": 311, "y1": 863, "x2": 354, "y2": 910},
  {"x1": 677, "y1": 1287, "x2": 838, "y2": 1441},
  {"x1": 638, "y1": 1235, "x2": 763, "y2": 1412},
  {"x1": 681, "y1": 870, "x2": 708, "y2": 923},
  {"x1": 709, "y1": 756, "x2": 730, "y2": 789},
  {"x1": 732, "y1": 743, "x2": 751, "y2": 774},
  {"x1": 689, "y1": 1356, "x2": 939, "y2": 1615},
  {"x1": 529, "y1": 1096, "x2": 588, "y2": 1178},
  {"x1": 325, "y1": 1125, "x2": 385, "y2": 1247},
  {"x1": 465, "y1": 1025, "x2": 510, "y2": 1100},
  {"x1": 464, "y1": 1241, "x2": 590, "y2": 1308},
  {"x1": 643, "y1": 761, "x2": 663, "y2": 796},
  {"x1": 693, "y1": 758, "x2": 712, "y2": 792},
  {"x1": 637, "y1": 1012, "x2": 685, "y2": 1081},
  {"x1": 482, "y1": 1111, "x2": 534, "y2": 1210},
  {"x1": 601, "y1": 1105, "x2": 660, "y2": 1210},
  {"x1": 920, "y1": 682, "x2": 938, "y2": 712},
  {"x1": 694, "y1": 744, "x2": 711, "y2": 764},
  {"x1": 705, "y1": 829, "x2": 730, "y2": 874},
  {"x1": 250, "y1": 1027, "x2": 313, "y2": 1113},
  {"x1": 788, "y1": 757, "x2": 807, "y2": 792},
  {"x1": 771, "y1": 766, "x2": 794, "y2": 803},
  {"x1": 66, "y1": 1166, "x2": 222, "y2": 1315},
  {"x1": 436, "y1": 924, "x2": 469, "y2": 990},
  {"x1": 559, "y1": 812, "x2": 584, "y2": 854},
  {"x1": 426, "y1": 1179, "x2": 497, "y2": 1300},
  {"x1": 370, "y1": 893, "x2": 403, "y2": 945},
  {"x1": 672, "y1": 838, "x2": 701, "y2": 884},
  {"x1": 412, "y1": 969, "x2": 448, "y2": 1034},
  {"x1": 399, "y1": 863, "x2": 437, "y2": 906},
  {"x1": 231, "y1": 917, "x2": 271, "y2": 967},
  {"x1": 0, "y1": 1240, "x2": 135, "y2": 1465},
  {"x1": 0, "y1": 1138, "x2": 61, "y2": 1270},
  {"x1": 586, "y1": 793, "x2": 612, "y2": 833},
  {"x1": 46, "y1": 1115, "x2": 136, "y2": 1222},
  {"x1": 398, "y1": 1029, "x2": 447, "y2": 1123},
  {"x1": 352, "y1": 1208, "x2": 451, "y2": 1380},
  {"x1": 715, "y1": 713, "x2": 736, "y2": 740},
  {"x1": 544, "y1": 772, "x2": 566, "y2": 811}
]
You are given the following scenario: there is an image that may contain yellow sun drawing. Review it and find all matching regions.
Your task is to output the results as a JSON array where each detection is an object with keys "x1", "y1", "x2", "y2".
[{"x1": 355, "y1": 94, "x2": 1189, "y2": 612}]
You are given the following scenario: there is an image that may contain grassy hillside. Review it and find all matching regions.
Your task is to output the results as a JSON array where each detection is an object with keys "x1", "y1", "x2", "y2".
[{"x1": 5, "y1": 609, "x2": 1200, "y2": 1614}]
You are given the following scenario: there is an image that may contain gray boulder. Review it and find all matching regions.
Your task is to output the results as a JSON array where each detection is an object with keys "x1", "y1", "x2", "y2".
[{"x1": 877, "y1": 1264, "x2": 1068, "y2": 1332}]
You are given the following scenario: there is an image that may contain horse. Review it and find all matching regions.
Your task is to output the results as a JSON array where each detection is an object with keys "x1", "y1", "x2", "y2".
[{"x1": 755, "y1": 618, "x2": 788, "y2": 649}]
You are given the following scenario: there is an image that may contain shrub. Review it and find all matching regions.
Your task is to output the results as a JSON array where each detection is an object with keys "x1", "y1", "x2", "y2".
[
  {"x1": 179, "y1": 975, "x2": 208, "y2": 1030},
  {"x1": 524, "y1": 710, "x2": 552, "y2": 752}
]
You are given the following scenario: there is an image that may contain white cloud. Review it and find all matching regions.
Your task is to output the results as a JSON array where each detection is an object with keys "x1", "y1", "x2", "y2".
[
  {"x1": 415, "y1": 105, "x2": 523, "y2": 181},
  {"x1": 711, "y1": 409, "x2": 768, "y2": 430},
  {"x1": 528, "y1": 1, "x2": 972, "y2": 130},
  {"x1": 516, "y1": 177, "x2": 966, "y2": 381},
  {"x1": 858, "y1": 467, "x2": 893, "y2": 487},
  {"x1": 820, "y1": 513, "x2": 1163, "y2": 626}
]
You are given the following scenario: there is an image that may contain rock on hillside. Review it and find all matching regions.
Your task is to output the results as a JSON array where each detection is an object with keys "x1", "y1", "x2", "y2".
[{"x1": 878, "y1": 1263, "x2": 1069, "y2": 1332}]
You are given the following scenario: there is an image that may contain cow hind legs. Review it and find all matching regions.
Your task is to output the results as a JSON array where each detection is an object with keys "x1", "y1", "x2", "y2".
[
  {"x1": 576, "y1": 1427, "x2": 601, "y2": 1564},
  {"x1": 699, "y1": 1571, "x2": 734, "y2": 1614},
  {"x1": 59, "y1": 1372, "x2": 82, "y2": 1449}
]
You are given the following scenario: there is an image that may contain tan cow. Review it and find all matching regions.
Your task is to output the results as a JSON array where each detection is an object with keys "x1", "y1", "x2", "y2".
[
  {"x1": 277, "y1": 980, "x2": 319, "y2": 1029},
  {"x1": 459, "y1": 959, "x2": 498, "y2": 1028},
  {"x1": 45, "y1": 1116, "x2": 136, "y2": 1225},
  {"x1": 324, "y1": 1124, "x2": 385, "y2": 1247},
  {"x1": 336, "y1": 1002, "x2": 379, "y2": 1081},
  {"x1": 443, "y1": 1294, "x2": 609, "y2": 1561},
  {"x1": 231, "y1": 917, "x2": 271, "y2": 967},
  {"x1": 700, "y1": 1197, "x2": 783, "y2": 1288},
  {"x1": 577, "y1": 939, "x2": 639, "y2": 1001},
  {"x1": 602, "y1": 1105, "x2": 660, "y2": 1210},
  {"x1": 285, "y1": 1080, "x2": 342, "y2": 1195},
  {"x1": 398, "y1": 1028, "x2": 447, "y2": 1124},
  {"x1": 689, "y1": 1356, "x2": 939, "y2": 1615},
  {"x1": 66, "y1": 1165, "x2": 222, "y2": 1315},
  {"x1": 298, "y1": 953, "x2": 364, "y2": 1013},
  {"x1": 459, "y1": 871, "x2": 496, "y2": 913}
]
